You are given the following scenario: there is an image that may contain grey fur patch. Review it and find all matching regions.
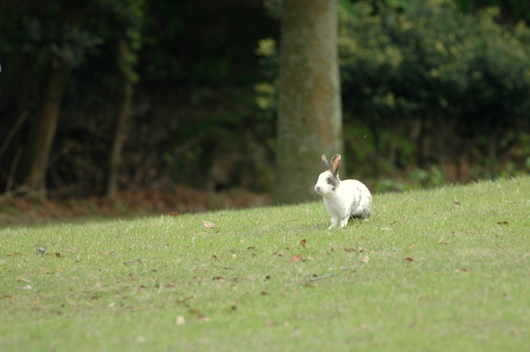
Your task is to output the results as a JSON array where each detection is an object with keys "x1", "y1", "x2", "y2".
[
  {"x1": 326, "y1": 174, "x2": 340, "y2": 189},
  {"x1": 349, "y1": 190, "x2": 371, "y2": 219}
]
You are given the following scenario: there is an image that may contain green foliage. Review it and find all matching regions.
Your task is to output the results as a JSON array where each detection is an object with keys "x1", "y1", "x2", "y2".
[
  {"x1": 256, "y1": 0, "x2": 530, "y2": 184},
  {"x1": 340, "y1": 0, "x2": 530, "y2": 120},
  {"x1": 463, "y1": 9, "x2": 530, "y2": 126},
  {"x1": 1, "y1": 177, "x2": 530, "y2": 350},
  {"x1": 87, "y1": 0, "x2": 146, "y2": 82},
  {"x1": 453, "y1": 0, "x2": 530, "y2": 23},
  {"x1": 2, "y1": 0, "x2": 529, "y2": 196},
  {"x1": 0, "y1": 4, "x2": 100, "y2": 68}
]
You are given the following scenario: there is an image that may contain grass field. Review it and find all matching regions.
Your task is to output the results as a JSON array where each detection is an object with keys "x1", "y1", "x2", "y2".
[{"x1": 1, "y1": 177, "x2": 529, "y2": 351}]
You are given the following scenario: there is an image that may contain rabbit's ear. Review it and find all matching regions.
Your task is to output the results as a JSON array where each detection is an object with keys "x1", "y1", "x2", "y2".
[
  {"x1": 330, "y1": 154, "x2": 341, "y2": 176},
  {"x1": 321, "y1": 154, "x2": 330, "y2": 171}
]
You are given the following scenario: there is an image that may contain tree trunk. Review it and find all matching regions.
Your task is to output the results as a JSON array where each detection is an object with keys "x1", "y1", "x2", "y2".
[
  {"x1": 17, "y1": 60, "x2": 72, "y2": 196},
  {"x1": 273, "y1": 0, "x2": 343, "y2": 204},
  {"x1": 15, "y1": 0, "x2": 87, "y2": 197},
  {"x1": 104, "y1": 40, "x2": 134, "y2": 198}
]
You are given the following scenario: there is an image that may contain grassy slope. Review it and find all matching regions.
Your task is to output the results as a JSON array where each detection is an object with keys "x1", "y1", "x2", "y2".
[{"x1": 1, "y1": 177, "x2": 529, "y2": 351}]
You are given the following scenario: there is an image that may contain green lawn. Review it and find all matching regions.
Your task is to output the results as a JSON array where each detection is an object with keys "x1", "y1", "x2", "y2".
[{"x1": 1, "y1": 177, "x2": 529, "y2": 351}]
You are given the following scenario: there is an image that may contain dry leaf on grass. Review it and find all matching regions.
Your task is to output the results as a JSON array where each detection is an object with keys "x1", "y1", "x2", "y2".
[
  {"x1": 176, "y1": 316, "x2": 186, "y2": 325},
  {"x1": 455, "y1": 268, "x2": 469, "y2": 273},
  {"x1": 203, "y1": 221, "x2": 215, "y2": 228},
  {"x1": 288, "y1": 254, "x2": 303, "y2": 262}
]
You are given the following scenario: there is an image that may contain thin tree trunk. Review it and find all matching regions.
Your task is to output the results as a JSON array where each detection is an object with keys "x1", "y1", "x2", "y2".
[
  {"x1": 17, "y1": 60, "x2": 72, "y2": 196},
  {"x1": 15, "y1": 0, "x2": 87, "y2": 197},
  {"x1": 104, "y1": 40, "x2": 133, "y2": 197},
  {"x1": 273, "y1": 0, "x2": 342, "y2": 204}
]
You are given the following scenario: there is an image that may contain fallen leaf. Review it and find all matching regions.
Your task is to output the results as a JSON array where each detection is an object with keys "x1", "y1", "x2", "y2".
[
  {"x1": 176, "y1": 316, "x2": 186, "y2": 325},
  {"x1": 455, "y1": 268, "x2": 469, "y2": 273},
  {"x1": 288, "y1": 254, "x2": 303, "y2": 262},
  {"x1": 453, "y1": 196, "x2": 461, "y2": 205},
  {"x1": 203, "y1": 221, "x2": 215, "y2": 228},
  {"x1": 405, "y1": 257, "x2": 414, "y2": 262},
  {"x1": 438, "y1": 240, "x2": 454, "y2": 245},
  {"x1": 361, "y1": 255, "x2": 370, "y2": 263},
  {"x1": 55, "y1": 253, "x2": 62, "y2": 258},
  {"x1": 169, "y1": 212, "x2": 180, "y2": 217},
  {"x1": 497, "y1": 221, "x2": 509, "y2": 225},
  {"x1": 344, "y1": 248, "x2": 355, "y2": 252},
  {"x1": 300, "y1": 239, "x2": 306, "y2": 247},
  {"x1": 177, "y1": 296, "x2": 195, "y2": 303},
  {"x1": 197, "y1": 315, "x2": 211, "y2": 322}
]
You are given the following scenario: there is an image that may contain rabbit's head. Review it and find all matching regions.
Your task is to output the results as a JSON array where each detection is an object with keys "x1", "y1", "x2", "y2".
[{"x1": 314, "y1": 154, "x2": 341, "y2": 197}]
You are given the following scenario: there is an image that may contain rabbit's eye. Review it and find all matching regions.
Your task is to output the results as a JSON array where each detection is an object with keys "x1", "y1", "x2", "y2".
[{"x1": 326, "y1": 177, "x2": 332, "y2": 183}]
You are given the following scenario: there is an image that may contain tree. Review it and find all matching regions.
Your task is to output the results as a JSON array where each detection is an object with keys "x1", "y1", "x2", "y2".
[
  {"x1": 96, "y1": 0, "x2": 144, "y2": 197},
  {"x1": 272, "y1": 0, "x2": 343, "y2": 204},
  {"x1": 105, "y1": 40, "x2": 134, "y2": 197},
  {"x1": 15, "y1": 0, "x2": 90, "y2": 197},
  {"x1": 0, "y1": 0, "x2": 143, "y2": 198}
]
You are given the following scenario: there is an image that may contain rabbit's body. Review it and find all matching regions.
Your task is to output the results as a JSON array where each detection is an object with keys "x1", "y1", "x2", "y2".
[{"x1": 315, "y1": 154, "x2": 372, "y2": 229}]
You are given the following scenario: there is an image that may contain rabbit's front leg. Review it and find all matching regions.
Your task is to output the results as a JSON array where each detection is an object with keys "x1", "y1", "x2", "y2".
[
  {"x1": 339, "y1": 217, "x2": 349, "y2": 228},
  {"x1": 328, "y1": 217, "x2": 339, "y2": 229}
]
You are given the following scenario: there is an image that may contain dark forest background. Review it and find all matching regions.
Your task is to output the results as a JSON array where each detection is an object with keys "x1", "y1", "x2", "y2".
[{"x1": 0, "y1": 0, "x2": 529, "y2": 216}]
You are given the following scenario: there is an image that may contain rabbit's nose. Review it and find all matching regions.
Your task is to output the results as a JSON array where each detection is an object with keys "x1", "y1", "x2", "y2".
[{"x1": 316, "y1": 186, "x2": 321, "y2": 191}]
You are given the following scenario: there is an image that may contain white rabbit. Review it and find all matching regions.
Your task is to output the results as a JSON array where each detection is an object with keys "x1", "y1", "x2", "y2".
[{"x1": 314, "y1": 154, "x2": 372, "y2": 229}]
